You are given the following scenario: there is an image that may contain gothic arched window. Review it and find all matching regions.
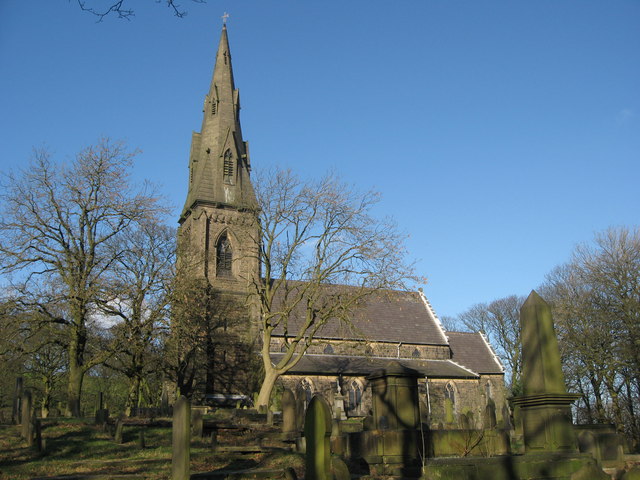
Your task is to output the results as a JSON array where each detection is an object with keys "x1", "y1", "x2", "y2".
[
  {"x1": 223, "y1": 149, "x2": 234, "y2": 184},
  {"x1": 445, "y1": 383, "x2": 456, "y2": 406},
  {"x1": 323, "y1": 344, "x2": 334, "y2": 354},
  {"x1": 216, "y1": 234, "x2": 232, "y2": 277},
  {"x1": 347, "y1": 380, "x2": 363, "y2": 414}
]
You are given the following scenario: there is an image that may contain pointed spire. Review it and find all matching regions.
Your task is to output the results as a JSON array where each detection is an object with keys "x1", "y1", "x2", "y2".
[
  {"x1": 180, "y1": 24, "x2": 256, "y2": 223},
  {"x1": 209, "y1": 23, "x2": 235, "y2": 99}
]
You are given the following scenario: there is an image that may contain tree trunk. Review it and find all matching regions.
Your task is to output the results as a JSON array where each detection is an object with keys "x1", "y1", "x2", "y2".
[
  {"x1": 125, "y1": 376, "x2": 141, "y2": 417},
  {"x1": 256, "y1": 367, "x2": 279, "y2": 410},
  {"x1": 41, "y1": 376, "x2": 52, "y2": 419},
  {"x1": 66, "y1": 358, "x2": 84, "y2": 417},
  {"x1": 66, "y1": 303, "x2": 88, "y2": 418}
]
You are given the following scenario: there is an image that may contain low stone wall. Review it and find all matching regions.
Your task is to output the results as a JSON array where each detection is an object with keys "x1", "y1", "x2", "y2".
[
  {"x1": 424, "y1": 453, "x2": 606, "y2": 480},
  {"x1": 430, "y1": 428, "x2": 510, "y2": 457}
]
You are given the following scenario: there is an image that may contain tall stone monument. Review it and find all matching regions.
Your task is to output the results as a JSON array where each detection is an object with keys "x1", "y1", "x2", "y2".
[{"x1": 511, "y1": 290, "x2": 579, "y2": 453}]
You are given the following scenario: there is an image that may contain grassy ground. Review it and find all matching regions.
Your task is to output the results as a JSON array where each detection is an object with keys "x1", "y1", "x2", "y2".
[{"x1": 0, "y1": 419, "x2": 304, "y2": 480}]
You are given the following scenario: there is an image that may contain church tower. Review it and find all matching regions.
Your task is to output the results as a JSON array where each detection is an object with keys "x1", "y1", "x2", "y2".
[{"x1": 178, "y1": 24, "x2": 259, "y2": 296}]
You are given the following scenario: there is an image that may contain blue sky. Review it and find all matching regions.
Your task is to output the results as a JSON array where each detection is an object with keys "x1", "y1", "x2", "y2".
[{"x1": 1, "y1": 1, "x2": 638, "y2": 318}]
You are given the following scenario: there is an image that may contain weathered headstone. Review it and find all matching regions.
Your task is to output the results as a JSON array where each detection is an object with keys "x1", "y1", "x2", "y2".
[
  {"x1": 210, "y1": 428, "x2": 218, "y2": 451},
  {"x1": 172, "y1": 395, "x2": 190, "y2": 480},
  {"x1": 304, "y1": 395, "x2": 332, "y2": 480},
  {"x1": 95, "y1": 391, "x2": 107, "y2": 425},
  {"x1": 484, "y1": 400, "x2": 497, "y2": 429},
  {"x1": 622, "y1": 467, "x2": 640, "y2": 480},
  {"x1": 266, "y1": 408, "x2": 274, "y2": 426},
  {"x1": 295, "y1": 392, "x2": 306, "y2": 432},
  {"x1": 138, "y1": 428, "x2": 146, "y2": 449},
  {"x1": 330, "y1": 418, "x2": 345, "y2": 455},
  {"x1": 12, "y1": 377, "x2": 23, "y2": 425},
  {"x1": 333, "y1": 383, "x2": 346, "y2": 420},
  {"x1": 281, "y1": 388, "x2": 297, "y2": 435},
  {"x1": 114, "y1": 417, "x2": 125, "y2": 444},
  {"x1": 160, "y1": 384, "x2": 170, "y2": 417},
  {"x1": 510, "y1": 291, "x2": 579, "y2": 453},
  {"x1": 330, "y1": 455, "x2": 350, "y2": 480},
  {"x1": 95, "y1": 408, "x2": 109, "y2": 426},
  {"x1": 34, "y1": 418, "x2": 43, "y2": 452},
  {"x1": 21, "y1": 389, "x2": 33, "y2": 444},
  {"x1": 191, "y1": 406, "x2": 205, "y2": 438},
  {"x1": 284, "y1": 467, "x2": 298, "y2": 480},
  {"x1": 365, "y1": 362, "x2": 422, "y2": 477},
  {"x1": 570, "y1": 462, "x2": 610, "y2": 480}
]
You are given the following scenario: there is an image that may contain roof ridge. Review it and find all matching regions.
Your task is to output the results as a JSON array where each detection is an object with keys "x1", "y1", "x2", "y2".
[
  {"x1": 447, "y1": 359, "x2": 480, "y2": 377},
  {"x1": 418, "y1": 289, "x2": 449, "y2": 344},
  {"x1": 479, "y1": 332, "x2": 505, "y2": 373}
]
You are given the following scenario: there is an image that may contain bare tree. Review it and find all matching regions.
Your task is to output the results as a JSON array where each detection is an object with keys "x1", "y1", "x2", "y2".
[
  {"x1": 251, "y1": 169, "x2": 421, "y2": 409},
  {"x1": 164, "y1": 245, "x2": 259, "y2": 400},
  {"x1": 98, "y1": 221, "x2": 175, "y2": 415},
  {"x1": 543, "y1": 227, "x2": 640, "y2": 450},
  {"x1": 0, "y1": 299, "x2": 66, "y2": 417},
  {"x1": 458, "y1": 295, "x2": 524, "y2": 394},
  {"x1": 0, "y1": 139, "x2": 164, "y2": 416},
  {"x1": 75, "y1": 0, "x2": 205, "y2": 20}
]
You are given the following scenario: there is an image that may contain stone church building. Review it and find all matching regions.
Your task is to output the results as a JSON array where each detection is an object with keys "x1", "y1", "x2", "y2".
[{"x1": 178, "y1": 25, "x2": 507, "y2": 429}]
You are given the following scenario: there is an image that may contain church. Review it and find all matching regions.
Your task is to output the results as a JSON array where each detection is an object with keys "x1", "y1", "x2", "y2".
[{"x1": 177, "y1": 25, "x2": 507, "y2": 430}]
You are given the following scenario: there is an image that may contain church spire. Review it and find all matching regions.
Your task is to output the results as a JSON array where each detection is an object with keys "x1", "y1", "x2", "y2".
[{"x1": 180, "y1": 24, "x2": 256, "y2": 223}]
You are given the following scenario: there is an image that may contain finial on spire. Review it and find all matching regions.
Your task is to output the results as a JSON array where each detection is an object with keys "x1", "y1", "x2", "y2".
[{"x1": 221, "y1": 12, "x2": 229, "y2": 25}]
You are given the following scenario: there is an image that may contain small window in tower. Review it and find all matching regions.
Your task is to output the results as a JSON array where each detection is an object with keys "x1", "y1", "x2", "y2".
[
  {"x1": 223, "y1": 149, "x2": 234, "y2": 184},
  {"x1": 412, "y1": 348, "x2": 421, "y2": 358},
  {"x1": 216, "y1": 234, "x2": 232, "y2": 277},
  {"x1": 211, "y1": 101, "x2": 217, "y2": 115},
  {"x1": 323, "y1": 344, "x2": 334, "y2": 354}
]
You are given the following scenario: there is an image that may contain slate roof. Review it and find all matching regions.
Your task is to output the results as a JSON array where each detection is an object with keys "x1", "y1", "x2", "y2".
[
  {"x1": 446, "y1": 331, "x2": 504, "y2": 375},
  {"x1": 271, "y1": 287, "x2": 449, "y2": 346},
  {"x1": 270, "y1": 353, "x2": 478, "y2": 379}
]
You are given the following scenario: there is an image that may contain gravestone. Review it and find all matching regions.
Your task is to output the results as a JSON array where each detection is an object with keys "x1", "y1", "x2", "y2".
[
  {"x1": 161, "y1": 384, "x2": 170, "y2": 416},
  {"x1": 331, "y1": 455, "x2": 350, "y2": 480},
  {"x1": 295, "y1": 392, "x2": 306, "y2": 432},
  {"x1": 622, "y1": 467, "x2": 640, "y2": 480},
  {"x1": 365, "y1": 362, "x2": 422, "y2": 477},
  {"x1": 114, "y1": 417, "x2": 125, "y2": 444},
  {"x1": 95, "y1": 408, "x2": 109, "y2": 426},
  {"x1": 172, "y1": 395, "x2": 190, "y2": 480},
  {"x1": 21, "y1": 389, "x2": 33, "y2": 444},
  {"x1": 484, "y1": 400, "x2": 497, "y2": 429},
  {"x1": 510, "y1": 291, "x2": 579, "y2": 453},
  {"x1": 34, "y1": 418, "x2": 43, "y2": 452},
  {"x1": 191, "y1": 406, "x2": 205, "y2": 438},
  {"x1": 138, "y1": 428, "x2": 146, "y2": 449},
  {"x1": 12, "y1": 377, "x2": 23, "y2": 425},
  {"x1": 330, "y1": 418, "x2": 345, "y2": 455},
  {"x1": 570, "y1": 462, "x2": 610, "y2": 480},
  {"x1": 304, "y1": 395, "x2": 332, "y2": 480},
  {"x1": 282, "y1": 388, "x2": 297, "y2": 435},
  {"x1": 333, "y1": 382, "x2": 346, "y2": 420}
]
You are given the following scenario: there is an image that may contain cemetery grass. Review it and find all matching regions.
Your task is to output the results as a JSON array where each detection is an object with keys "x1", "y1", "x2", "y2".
[{"x1": 0, "y1": 418, "x2": 250, "y2": 480}]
